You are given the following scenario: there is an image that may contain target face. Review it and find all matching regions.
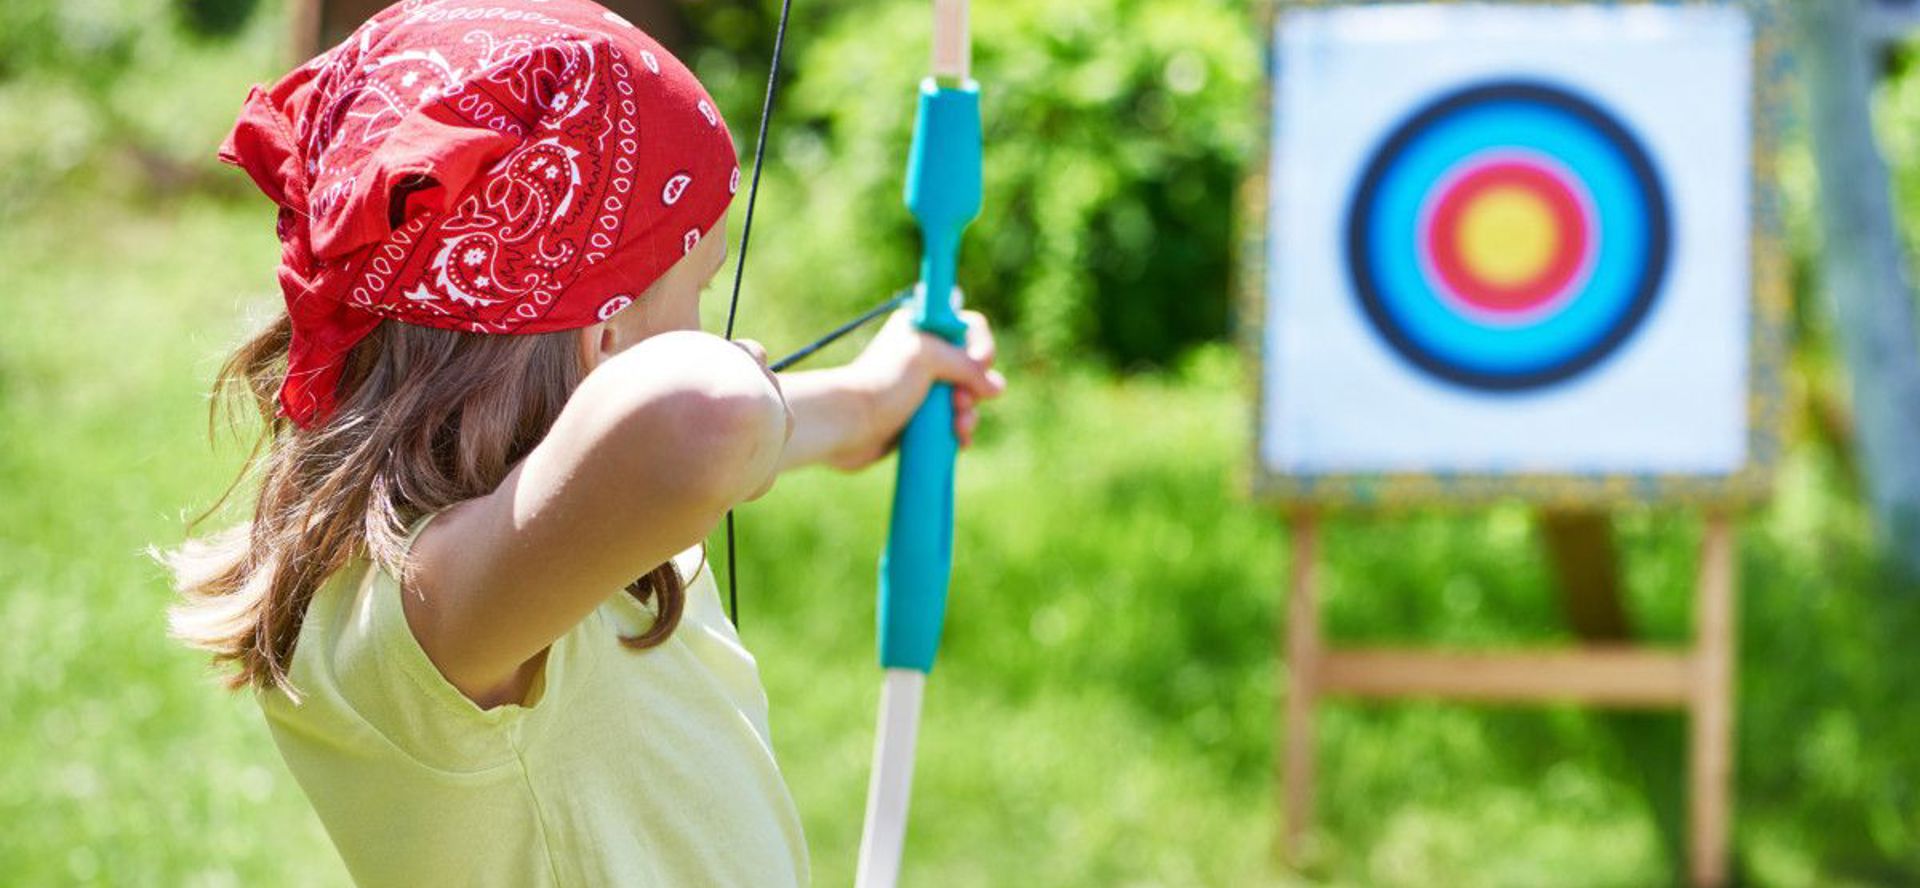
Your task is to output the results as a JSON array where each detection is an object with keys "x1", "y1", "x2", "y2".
[
  {"x1": 1347, "y1": 81, "x2": 1671, "y2": 391},
  {"x1": 1258, "y1": 2, "x2": 1771, "y2": 499}
]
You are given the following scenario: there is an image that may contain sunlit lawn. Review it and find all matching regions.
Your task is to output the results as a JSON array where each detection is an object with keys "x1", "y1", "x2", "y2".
[{"x1": 3, "y1": 189, "x2": 1918, "y2": 886}]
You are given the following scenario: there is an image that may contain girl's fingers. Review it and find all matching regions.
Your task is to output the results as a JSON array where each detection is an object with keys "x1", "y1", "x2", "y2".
[
  {"x1": 951, "y1": 388, "x2": 976, "y2": 445},
  {"x1": 961, "y1": 310, "x2": 996, "y2": 367},
  {"x1": 954, "y1": 403, "x2": 979, "y2": 448},
  {"x1": 921, "y1": 338, "x2": 1001, "y2": 401}
]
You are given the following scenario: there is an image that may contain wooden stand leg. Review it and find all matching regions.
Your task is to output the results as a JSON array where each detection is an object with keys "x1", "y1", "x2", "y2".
[
  {"x1": 1689, "y1": 515, "x2": 1737, "y2": 888},
  {"x1": 1281, "y1": 511, "x2": 1321, "y2": 866},
  {"x1": 289, "y1": 0, "x2": 322, "y2": 63}
]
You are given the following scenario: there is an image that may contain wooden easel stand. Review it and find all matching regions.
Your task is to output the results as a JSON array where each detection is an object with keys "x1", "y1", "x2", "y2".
[{"x1": 1280, "y1": 511, "x2": 1736, "y2": 888}]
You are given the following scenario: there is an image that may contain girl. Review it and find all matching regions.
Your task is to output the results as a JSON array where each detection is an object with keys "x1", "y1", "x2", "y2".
[{"x1": 164, "y1": 2, "x2": 1003, "y2": 885}]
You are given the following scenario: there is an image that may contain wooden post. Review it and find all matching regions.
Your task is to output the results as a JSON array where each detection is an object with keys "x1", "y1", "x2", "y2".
[
  {"x1": 1689, "y1": 515, "x2": 1737, "y2": 888},
  {"x1": 288, "y1": 0, "x2": 323, "y2": 63},
  {"x1": 1800, "y1": 0, "x2": 1920, "y2": 578},
  {"x1": 1281, "y1": 509, "x2": 1320, "y2": 865},
  {"x1": 1538, "y1": 510, "x2": 1631, "y2": 639}
]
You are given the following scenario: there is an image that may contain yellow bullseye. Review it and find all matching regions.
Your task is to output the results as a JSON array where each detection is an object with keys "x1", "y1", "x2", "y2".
[{"x1": 1455, "y1": 185, "x2": 1560, "y2": 288}]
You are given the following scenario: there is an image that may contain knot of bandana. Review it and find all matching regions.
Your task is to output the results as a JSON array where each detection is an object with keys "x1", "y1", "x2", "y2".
[{"x1": 220, "y1": 0, "x2": 739, "y2": 427}]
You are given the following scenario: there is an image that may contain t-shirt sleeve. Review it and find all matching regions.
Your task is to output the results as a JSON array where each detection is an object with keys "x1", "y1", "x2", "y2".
[{"x1": 284, "y1": 512, "x2": 574, "y2": 772}]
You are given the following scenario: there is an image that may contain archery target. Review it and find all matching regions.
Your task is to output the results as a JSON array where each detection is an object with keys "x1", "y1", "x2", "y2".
[
  {"x1": 1348, "y1": 80, "x2": 1670, "y2": 391},
  {"x1": 1261, "y1": 3, "x2": 1755, "y2": 485}
]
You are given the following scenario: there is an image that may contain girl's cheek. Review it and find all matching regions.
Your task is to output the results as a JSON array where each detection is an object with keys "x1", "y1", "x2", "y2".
[{"x1": 670, "y1": 283, "x2": 706, "y2": 332}]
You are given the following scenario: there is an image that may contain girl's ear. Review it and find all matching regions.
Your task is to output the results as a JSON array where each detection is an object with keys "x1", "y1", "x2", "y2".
[{"x1": 577, "y1": 321, "x2": 613, "y2": 373}]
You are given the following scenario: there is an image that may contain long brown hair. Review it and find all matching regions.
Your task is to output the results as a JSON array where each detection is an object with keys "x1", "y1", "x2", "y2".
[{"x1": 162, "y1": 313, "x2": 685, "y2": 694}]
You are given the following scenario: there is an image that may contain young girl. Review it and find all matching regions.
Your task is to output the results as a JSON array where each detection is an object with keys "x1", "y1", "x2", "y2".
[{"x1": 164, "y1": 2, "x2": 1003, "y2": 884}]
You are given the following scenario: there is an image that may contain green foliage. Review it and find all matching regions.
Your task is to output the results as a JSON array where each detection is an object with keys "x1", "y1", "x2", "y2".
[
  {"x1": 173, "y1": 0, "x2": 266, "y2": 40},
  {"x1": 0, "y1": 0, "x2": 285, "y2": 217},
  {"x1": 684, "y1": 0, "x2": 1261, "y2": 368},
  {"x1": 0, "y1": 1, "x2": 139, "y2": 82}
]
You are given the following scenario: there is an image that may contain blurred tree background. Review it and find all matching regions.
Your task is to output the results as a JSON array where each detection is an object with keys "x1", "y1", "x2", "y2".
[
  {"x1": 674, "y1": 0, "x2": 1260, "y2": 369},
  {"x1": 3, "y1": 0, "x2": 1920, "y2": 885},
  {"x1": 0, "y1": 0, "x2": 1261, "y2": 368}
]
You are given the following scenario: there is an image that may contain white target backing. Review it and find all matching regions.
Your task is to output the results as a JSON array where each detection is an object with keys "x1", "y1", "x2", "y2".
[{"x1": 1252, "y1": 1, "x2": 1784, "y2": 506}]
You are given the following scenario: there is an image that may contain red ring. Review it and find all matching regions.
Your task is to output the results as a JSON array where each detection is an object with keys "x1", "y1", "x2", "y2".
[{"x1": 1425, "y1": 159, "x2": 1591, "y2": 316}]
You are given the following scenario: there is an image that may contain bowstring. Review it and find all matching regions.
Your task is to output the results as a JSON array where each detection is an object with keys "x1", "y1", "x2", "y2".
[
  {"x1": 769, "y1": 289, "x2": 911, "y2": 373},
  {"x1": 721, "y1": 0, "x2": 798, "y2": 629}
]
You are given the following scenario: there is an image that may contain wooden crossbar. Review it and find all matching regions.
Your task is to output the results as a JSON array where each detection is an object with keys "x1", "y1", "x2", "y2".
[{"x1": 1318, "y1": 648, "x2": 1695, "y2": 707}]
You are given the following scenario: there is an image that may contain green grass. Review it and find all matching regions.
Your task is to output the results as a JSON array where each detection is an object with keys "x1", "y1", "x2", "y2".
[{"x1": 4, "y1": 188, "x2": 1919, "y2": 886}]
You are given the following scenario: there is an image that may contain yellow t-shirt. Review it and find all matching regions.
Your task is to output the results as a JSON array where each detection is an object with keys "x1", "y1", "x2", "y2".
[{"x1": 261, "y1": 520, "x2": 809, "y2": 887}]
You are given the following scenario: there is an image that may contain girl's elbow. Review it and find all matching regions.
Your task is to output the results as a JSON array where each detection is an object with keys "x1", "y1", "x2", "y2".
[
  {"x1": 601, "y1": 380, "x2": 786, "y2": 511},
  {"x1": 679, "y1": 386, "x2": 788, "y2": 507},
  {"x1": 571, "y1": 335, "x2": 788, "y2": 507}
]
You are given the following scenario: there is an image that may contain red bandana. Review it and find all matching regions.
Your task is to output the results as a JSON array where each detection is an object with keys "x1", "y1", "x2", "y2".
[{"x1": 221, "y1": 0, "x2": 739, "y2": 427}]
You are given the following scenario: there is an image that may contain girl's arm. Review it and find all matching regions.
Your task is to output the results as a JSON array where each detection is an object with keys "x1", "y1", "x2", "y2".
[
  {"x1": 406, "y1": 330, "x2": 789, "y2": 706},
  {"x1": 778, "y1": 310, "x2": 1003, "y2": 472}
]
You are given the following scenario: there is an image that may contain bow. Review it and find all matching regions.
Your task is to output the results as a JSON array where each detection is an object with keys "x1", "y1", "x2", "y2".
[
  {"x1": 721, "y1": 2, "x2": 981, "y2": 884},
  {"x1": 855, "y1": 3, "x2": 981, "y2": 885}
]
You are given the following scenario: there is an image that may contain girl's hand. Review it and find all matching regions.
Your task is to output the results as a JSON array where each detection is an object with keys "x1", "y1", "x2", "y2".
[{"x1": 835, "y1": 308, "x2": 1006, "y2": 471}]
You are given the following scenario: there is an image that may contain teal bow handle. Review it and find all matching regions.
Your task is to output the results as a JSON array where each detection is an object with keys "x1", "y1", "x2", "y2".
[{"x1": 877, "y1": 78, "x2": 981, "y2": 673}]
